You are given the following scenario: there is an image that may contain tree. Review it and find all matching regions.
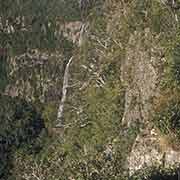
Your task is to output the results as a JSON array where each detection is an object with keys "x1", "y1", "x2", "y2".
[{"x1": 0, "y1": 0, "x2": 80, "y2": 54}]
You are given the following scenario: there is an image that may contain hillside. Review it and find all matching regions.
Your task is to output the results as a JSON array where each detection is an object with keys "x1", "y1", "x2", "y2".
[{"x1": 1, "y1": 0, "x2": 180, "y2": 179}]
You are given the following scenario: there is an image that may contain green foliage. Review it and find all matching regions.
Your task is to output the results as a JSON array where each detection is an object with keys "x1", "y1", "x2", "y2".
[
  {"x1": 57, "y1": 0, "x2": 81, "y2": 21},
  {"x1": 0, "y1": 0, "x2": 80, "y2": 54},
  {"x1": 42, "y1": 102, "x2": 57, "y2": 128},
  {"x1": 0, "y1": 95, "x2": 45, "y2": 179},
  {"x1": 171, "y1": 44, "x2": 180, "y2": 85},
  {"x1": 5, "y1": 0, "x2": 180, "y2": 179},
  {"x1": 0, "y1": 54, "x2": 8, "y2": 92},
  {"x1": 66, "y1": 84, "x2": 124, "y2": 150},
  {"x1": 153, "y1": 3, "x2": 180, "y2": 141},
  {"x1": 154, "y1": 99, "x2": 180, "y2": 140},
  {"x1": 12, "y1": 124, "x2": 138, "y2": 180}
]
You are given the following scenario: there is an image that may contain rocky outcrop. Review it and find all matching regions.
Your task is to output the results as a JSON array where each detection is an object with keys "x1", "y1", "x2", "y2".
[
  {"x1": 5, "y1": 21, "x2": 82, "y2": 102},
  {"x1": 121, "y1": 28, "x2": 162, "y2": 127},
  {"x1": 128, "y1": 127, "x2": 180, "y2": 176},
  {"x1": 121, "y1": 28, "x2": 180, "y2": 175},
  {"x1": 62, "y1": 21, "x2": 82, "y2": 44},
  {"x1": 5, "y1": 52, "x2": 64, "y2": 102}
]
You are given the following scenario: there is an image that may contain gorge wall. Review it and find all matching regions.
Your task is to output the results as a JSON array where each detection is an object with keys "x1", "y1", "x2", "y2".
[{"x1": 2, "y1": 0, "x2": 180, "y2": 179}]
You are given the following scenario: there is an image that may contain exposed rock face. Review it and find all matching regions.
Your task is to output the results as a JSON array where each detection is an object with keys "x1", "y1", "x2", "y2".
[
  {"x1": 5, "y1": 52, "x2": 64, "y2": 102},
  {"x1": 5, "y1": 21, "x2": 82, "y2": 102},
  {"x1": 121, "y1": 29, "x2": 180, "y2": 175},
  {"x1": 128, "y1": 128, "x2": 180, "y2": 176},
  {"x1": 121, "y1": 28, "x2": 162, "y2": 127},
  {"x1": 128, "y1": 128, "x2": 163, "y2": 175},
  {"x1": 62, "y1": 21, "x2": 82, "y2": 44}
]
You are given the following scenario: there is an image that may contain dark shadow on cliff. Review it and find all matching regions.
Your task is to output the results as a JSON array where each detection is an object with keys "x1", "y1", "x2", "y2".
[
  {"x1": 149, "y1": 173, "x2": 178, "y2": 180},
  {"x1": 131, "y1": 167, "x2": 180, "y2": 180},
  {"x1": 0, "y1": 95, "x2": 46, "y2": 180}
]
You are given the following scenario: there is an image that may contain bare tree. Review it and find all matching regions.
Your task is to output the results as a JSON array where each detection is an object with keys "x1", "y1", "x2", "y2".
[{"x1": 56, "y1": 56, "x2": 73, "y2": 127}]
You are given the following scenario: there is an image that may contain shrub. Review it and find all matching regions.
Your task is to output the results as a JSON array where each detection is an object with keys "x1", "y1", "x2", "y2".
[{"x1": 0, "y1": 95, "x2": 45, "y2": 179}]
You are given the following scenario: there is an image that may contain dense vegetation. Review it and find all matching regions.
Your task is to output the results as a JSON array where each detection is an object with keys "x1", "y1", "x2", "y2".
[
  {"x1": 1, "y1": 0, "x2": 180, "y2": 179},
  {"x1": 0, "y1": 95, "x2": 45, "y2": 179}
]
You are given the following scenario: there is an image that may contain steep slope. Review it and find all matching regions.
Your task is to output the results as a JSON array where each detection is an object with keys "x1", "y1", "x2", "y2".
[{"x1": 2, "y1": 0, "x2": 180, "y2": 179}]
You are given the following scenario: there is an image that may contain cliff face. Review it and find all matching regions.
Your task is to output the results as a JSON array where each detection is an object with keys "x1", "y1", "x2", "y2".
[
  {"x1": 121, "y1": 28, "x2": 162, "y2": 173},
  {"x1": 5, "y1": 20, "x2": 82, "y2": 103},
  {"x1": 123, "y1": 29, "x2": 180, "y2": 175},
  {"x1": 2, "y1": 0, "x2": 180, "y2": 179},
  {"x1": 107, "y1": 0, "x2": 180, "y2": 177},
  {"x1": 121, "y1": 29, "x2": 161, "y2": 127}
]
